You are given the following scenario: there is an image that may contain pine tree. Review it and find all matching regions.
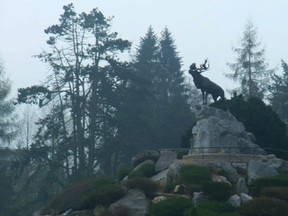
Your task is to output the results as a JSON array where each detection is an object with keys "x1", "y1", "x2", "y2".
[
  {"x1": 269, "y1": 60, "x2": 288, "y2": 123},
  {"x1": 155, "y1": 27, "x2": 194, "y2": 148},
  {"x1": 226, "y1": 20, "x2": 273, "y2": 99}
]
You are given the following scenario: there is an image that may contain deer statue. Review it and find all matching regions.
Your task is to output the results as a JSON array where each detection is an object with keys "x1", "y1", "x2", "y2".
[{"x1": 189, "y1": 59, "x2": 225, "y2": 104}]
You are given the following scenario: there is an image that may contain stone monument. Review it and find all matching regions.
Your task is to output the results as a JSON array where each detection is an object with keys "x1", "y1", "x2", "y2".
[{"x1": 189, "y1": 105, "x2": 266, "y2": 155}]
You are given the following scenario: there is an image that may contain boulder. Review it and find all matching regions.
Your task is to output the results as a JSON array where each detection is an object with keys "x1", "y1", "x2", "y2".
[
  {"x1": 236, "y1": 177, "x2": 249, "y2": 194},
  {"x1": 211, "y1": 174, "x2": 231, "y2": 186},
  {"x1": 247, "y1": 160, "x2": 278, "y2": 185},
  {"x1": 109, "y1": 189, "x2": 149, "y2": 216},
  {"x1": 210, "y1": 160, "x2": 239, "y2": 183},
  {"x1": 151, "y1": 169, "x2": 169, "y2": 185},
  {"x1": 240, "y1": 193, "x2": 253, "y2": 204},
  {"x1": 155, "y1": 150, "x2": 177, "y2": 172},
  {"x1": 228, "y1": 194, "x2": 241, "y2": 207},
  {"x1": 189, "y1": 106, "x2": 266, "y2": 155},
  {"x1": 192, "y1": 192, "x2": 207, "y2": 207},
  {"x1": 131, "y1": 150, "x2": 160, "y2": 167}
]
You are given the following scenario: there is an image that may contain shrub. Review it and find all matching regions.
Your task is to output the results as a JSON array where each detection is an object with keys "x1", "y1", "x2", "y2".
[
  {"x1": 179, "y1": 165, "x2": 211, "y2": 185},
  {"x1": 42, "y1": 177, "x2": 125, "y2": 214},
  {"x1": 202, "y1": 181, "x2": 232, "y2": 201},
  {"x1": 239, "y1": 197, "x2": 288, "y2": 216},
  {"x1": 254, "y1": 174, "x2": 288, "y2": 195},
  {"x1": 128, "y1": 162, "x2": 156, "y2": 179},
  {"x1": 117, "y1": 167, "x2": 132, "y2": 181},
  {"x1": 260, "y1": 186, "x2": 288, "y2": 201},
  {"x1": 124, "y1": 177, "x2": 159, "y2": 198},
  {"x1": 152, "y1": 196, "x2": 192, "y2": 216}
]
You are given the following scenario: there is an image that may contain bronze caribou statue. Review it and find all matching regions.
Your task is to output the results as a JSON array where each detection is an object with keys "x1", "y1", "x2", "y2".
[{"x1": 189, "y1": 59, "x2": 225, "y2": 104}]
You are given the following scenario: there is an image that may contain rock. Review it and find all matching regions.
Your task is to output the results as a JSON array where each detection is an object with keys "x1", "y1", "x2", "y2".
[
  {"x1": 152, "y1": 196, "x2": 167, "y2": 204},
  {"x1": 210, "y1": 160, "x2": 239, "y2": 183},
  {"x1": 131, "y1": 150, "x2": 160, "y2": 167},
  {"x1": 266, "y1": 158, "x2": 284, "y2": 170},
  {"x1": 211, "y1": 174, "x2": 231, "y2": 186},
  {"x1": 166, "y1": 160, "x2": 182, "y2": 183},
  {"x1": 108, "y1": 189, "x2": 149, "y2": 216},
  {"x1": 228, "y1": 194, "x2": 241, "y2": 207},
  {"x1": 93, "y1": 206, "x2": 106, "y2": 216},
  {"x1": 236, "y1": 177, "x2": 249, "y2": 194},
  {"x1": 151, "y1": 169, "x2": 169, "y2": 185},
  {"x1": 189, "y1": 106, "x2": 266, "y2": 155},
  {"x1": 133, "y1": 159, "x2": 155, "y2": 173},
  {"x1": 192, "y1": 192, "x2": 207, "y2": 207},
  {"x1": 240, "y1": 193, "x2": 253, "y2": 204},
  {"x1": 232, "y1": 162, "x2": 248, "y2": 171},
  {"x1": 155, "y1": 150, "x2": 177, "y2": 172},
  {"x1": 247, "y1": 160, "x2": 278, "y2": 185}
]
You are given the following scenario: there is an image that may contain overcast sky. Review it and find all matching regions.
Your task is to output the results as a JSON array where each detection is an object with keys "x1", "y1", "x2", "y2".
[{"x1": 1, "y1": 0, "x2": 288, "y2": 98}]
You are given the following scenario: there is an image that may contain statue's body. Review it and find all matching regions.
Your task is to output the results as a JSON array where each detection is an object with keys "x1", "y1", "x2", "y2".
[{"x1": 189, "y1": 59, "x2": 225, "y2": 104}]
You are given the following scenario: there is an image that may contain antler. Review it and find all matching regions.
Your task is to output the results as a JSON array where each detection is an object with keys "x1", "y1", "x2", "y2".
[{"x1": 199, "y1": 58, "x2": 209, "y2": 72}]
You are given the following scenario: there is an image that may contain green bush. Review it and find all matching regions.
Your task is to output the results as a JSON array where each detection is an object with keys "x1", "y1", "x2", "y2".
[
  {"x1": 42, "y1": 177, "x2": 125, "y2": 214},
  {"x1": 239, "y1": 197, "x2": 288, "y2": 216},
  {"x1": 260, "y1": 186, "x2": 288, "y2": 201},
  {"x1": 124, "y1": 177, "x2": 159, "y2": 197},
  {"x1": 202, "y1": 181, "x2": 232, "y2": 201},
  {"x1": 179, "y1": 165, "x2": 211, "y2": 185},
  {"x1": 254, "y1": 174, "x2": 288, "y2": 195},
  {"x1": 128, "y1": 162, "x2": 156, "y2": 179},
  {"x1": 185, "y1": 202, "x2": 237, "y2": 216},
  {"x1": 152, "y1": 196, "x2": 192, "y2": 216},
  {"x1": 117, "y1": 166, "x2": 132, "y2": 181}
]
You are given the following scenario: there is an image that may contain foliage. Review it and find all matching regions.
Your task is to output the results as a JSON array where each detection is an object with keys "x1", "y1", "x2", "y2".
[
  {"x1": 212, "y1": 95, "x2": 288, "y2": 159},
  {"x1": 185, "y1": 201, "x2": 237, "y2": 216},
  {"x1": 0, "y1": 60, "x2": 17, "y2": 144},
  {"x1": 42, "y1": 177, "x2": 125, "y2": 214},
  {"x1": 179, "y1": 165, "x2": 211, "y2": 185},
  {"x1": 226, "y1": 19, "x2": 274, "y2": 99},
  {"x1": 254, "y1": 174, "x2": 288, "y2": 195},
  {"x1": 152, "y1": 196, "x2": 192, "y2": 216},
  {"x1": 202, "y1": 181, "x2": 232, "y2": 201},
  {"x1": 269, "y1": 60, "x2": 288, "y2": 123},
  {"x1": 260, "y1": 187, "x2": 288, "y2": 202},
  {"x1": 239, "y1": 197, "x2": 288, "y2": 216},
  {"x1": 0, "y1": 166, "x2": 13, "y2": 216},
  {"x1": 117, "y1": 166, "x2": 132, "y2": 181},
  {"x1": 123, "y1": 177, "x2": 159, "y2": 197},
  {"x1": 128, "y1": 162, "x2": 156, "y2": 179}
]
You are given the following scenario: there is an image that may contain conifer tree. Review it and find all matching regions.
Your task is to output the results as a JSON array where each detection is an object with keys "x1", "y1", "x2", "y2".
[
  {"x1": 226, "y1": 20, "x2": 273, "y2": 99},
  {"x1": 269, "y1": 60, "x2": 288, "y2": 123}
]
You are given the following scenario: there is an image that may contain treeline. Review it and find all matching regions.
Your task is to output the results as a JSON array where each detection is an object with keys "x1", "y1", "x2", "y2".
[{"x1": 16, "y1": 4, "x2": 196, "y2": 181}]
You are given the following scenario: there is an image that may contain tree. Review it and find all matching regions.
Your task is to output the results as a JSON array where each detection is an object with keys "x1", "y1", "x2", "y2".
[
  {"x1": 212, "y1": 95, "x2": 288, "y2": 159},
  {"x1": 154, "y1": 27, "x2": 194, "y2": 148},
  {"x1": 269, "y1": 60, "x2": 288, "y2": 124},
  {"x1": 226, "y1": 19, "x2": 273, "y2": 99},
  {"x1": 0, "y1": 60, "x2": 17, "y2": 145},
  {"x1": 17, "y1": 4, "x2": 131, "y2": 179}
]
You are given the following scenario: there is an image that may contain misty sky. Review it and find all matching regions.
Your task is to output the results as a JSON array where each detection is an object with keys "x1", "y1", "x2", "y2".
[{"x1": 0, "y1": 0, "x2": 288, "y2": 97}]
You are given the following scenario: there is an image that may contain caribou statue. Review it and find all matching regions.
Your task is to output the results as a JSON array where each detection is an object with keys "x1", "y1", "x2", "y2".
[{"x1": 189, "y1": 59, "x2": 225, "y2": 104}]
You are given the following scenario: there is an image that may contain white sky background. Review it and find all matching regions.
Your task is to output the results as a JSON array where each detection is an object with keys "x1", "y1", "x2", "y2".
[{"x1": 1, "y1": 0, "x2": 288, "y2": 98}]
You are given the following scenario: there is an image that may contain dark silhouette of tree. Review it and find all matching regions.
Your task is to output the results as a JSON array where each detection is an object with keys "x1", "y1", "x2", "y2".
[
  {"x1": 226, "y1": 20, "x2": 274, "y2": 99},
  {"x1": 269, "y1": 60, "x2": 288, "y2": 124},
  {"x1": 17, "y1": 4, "x2": 131, "y2": 179},
  {"x1": 212, "y1": 95, "x2": 288, "y2": 159}
]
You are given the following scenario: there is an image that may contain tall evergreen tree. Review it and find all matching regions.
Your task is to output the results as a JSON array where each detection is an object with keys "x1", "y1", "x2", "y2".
[
  {"x1": 226, "y1": 20, "x2": 273, "y2": 99},
  {"x1": 155, "y1": 27, "x2": 194, "y2": 148},
  {"x1": 269, "y1": 60, "x2": 288, "y2": 124},
  {"x1": 128, "y1": 26, "x2": 194, "y2": 151}
]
